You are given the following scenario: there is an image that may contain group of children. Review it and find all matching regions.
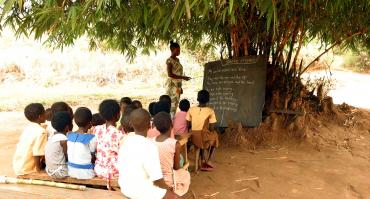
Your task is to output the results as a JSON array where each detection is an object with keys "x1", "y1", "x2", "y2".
[{"x1": 13, "y1": 89, "x2": 219, "y2": 199}]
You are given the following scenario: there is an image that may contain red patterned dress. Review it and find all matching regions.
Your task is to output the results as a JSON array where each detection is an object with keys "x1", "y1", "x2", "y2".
[{"x1": 93, "y1": 124, "x2": 124, "y2": 179}]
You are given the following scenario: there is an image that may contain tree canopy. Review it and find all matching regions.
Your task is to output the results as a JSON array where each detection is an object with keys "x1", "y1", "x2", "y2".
[{"x1": 1, "y1": 0, "x2": 369, "y2": 68}]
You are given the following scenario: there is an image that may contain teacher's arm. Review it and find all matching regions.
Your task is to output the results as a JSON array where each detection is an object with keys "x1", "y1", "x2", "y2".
[{"x1": 167, "y1": 63, "x2": 191, "y2": 81}]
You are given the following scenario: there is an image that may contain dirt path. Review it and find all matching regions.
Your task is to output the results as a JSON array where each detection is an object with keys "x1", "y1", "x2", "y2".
[
  {"x1": 303, "y1": 69, "x2": 370, "y2": 109},
  {"x1": 1, "y1": 111, "x2": 370, "y2": 198}
]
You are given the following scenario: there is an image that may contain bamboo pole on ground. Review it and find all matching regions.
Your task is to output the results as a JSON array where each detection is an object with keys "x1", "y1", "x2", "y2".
[{"x1": 0, "y1": 176, "x2": 86, "y2": 191}]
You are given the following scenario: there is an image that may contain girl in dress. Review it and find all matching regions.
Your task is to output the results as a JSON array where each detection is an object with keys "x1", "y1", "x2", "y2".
[{"x1": 153, "y1": 112, "x2": 190, "y2": 196}]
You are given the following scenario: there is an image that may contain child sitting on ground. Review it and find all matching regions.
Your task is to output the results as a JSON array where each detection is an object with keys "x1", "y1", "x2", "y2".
[
  {"x1": 118, "y1": 109, "x2": 180, "y2": 199},
  {"x1": 67, "y1": 107, "x2": 97, "y2": 180},
  {"x1": 159, "y1": 95, "x2": 172, "y2": 117},
  {"x1": 120, "y1": 97, "x2": 132, "y2": 113},
  {"x1": 94, "y1": 99, "x2": 123, "y2": 179},
  {"x1": 147, "y1": 101, "x2": 173, "y2": 139},
  {"x1": 186, "y1": 90, "x2": 219, "y2": 171},
  {"x1": 148, "y1": 102, "x2": 156, "y2": 117},
  {"x1": 120, "y1": 104, "x2": 138, "y2": 135},
  {"x1": 92, "y1": 113, "x2": 105, "y2": 127},
  {"x1": 45, "y1": 112, "x2": 72, "y2": 178},
  {"x1": 46, "y1": 102, "x2": 73, "y2": 139},
  {"x1": 173, "y1": 99, "x2": 190, "y2": 137},
  {"x1": 118, "y1": 97, "x2": 132, "y2": 128},
  {"x1": 153, "y1": 112, "x2": 190, "y2": 196},
  {"x1": 89, "y1": 113, "x2": 105, "y2": 134},
  {"x1": 132, "y1": 100, "x2": 143, "y2": 109},
  {"x1": 13, "y1": 103, "x2": 48, "y2": 176}
]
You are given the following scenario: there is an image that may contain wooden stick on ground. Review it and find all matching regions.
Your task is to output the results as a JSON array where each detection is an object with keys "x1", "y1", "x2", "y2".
[
  {"x1": 235, "y1": 177, "x2": 259, "y2": 182},
  {"x1": 204, "y1": 192, "x2": 220, "y2": 197},
  {"x1": 230, "y1": 188, "x2": 249, "y2": 194},
  {"x1": 235, "y1": 176, "x2": 261, "y2": 188},
  {"x1": 0, "y1": 176, "x2": 86, "y2": 191}
]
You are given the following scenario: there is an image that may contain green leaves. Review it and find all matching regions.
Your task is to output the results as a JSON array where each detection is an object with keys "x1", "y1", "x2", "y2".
[
  {"x1": 0, "y1": 0, "x2": 368, "y2": 62},
  {"x1": 1, "y1": 0, "x2": 16, "y2": 20}
]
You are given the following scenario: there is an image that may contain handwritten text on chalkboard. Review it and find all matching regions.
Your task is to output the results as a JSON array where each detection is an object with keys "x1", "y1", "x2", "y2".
[{"x1": 203, "y1": 56, "x2": 267, "y2": 127}]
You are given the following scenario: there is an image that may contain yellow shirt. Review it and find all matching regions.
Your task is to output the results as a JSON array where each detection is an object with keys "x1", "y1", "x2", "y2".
[
  {"x1": 13, "y1": 123, "x2": 47, "y2": 176},
  {"x1": 186, "y1": 107, "x2": 217, "y2": 131}
]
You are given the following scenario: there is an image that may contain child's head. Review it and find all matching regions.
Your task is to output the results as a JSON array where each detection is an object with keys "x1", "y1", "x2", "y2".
[
  {"x1": 92, "y1": 113, "x2": 105, "y2": 126},
  {"x1": 153, "y1": 101, "x2": 171, "y2": 115},
  {"x1": 132, "y1": 100, "x2": 143, "y2": 109},
  {"x1": 51, "y1": 112, "x2": 72, "y2": 134},
  {"x1": 129, "y1": 108, "x2": 151, "y2": 136},
  {"x1": 197, "y1": 90, "x2": 210, "y2": 104},
  {"x1": 121, "y1": 104, "x2": 138, "y2": 133},
  {"x1": 99, "y1": 99, "x2": 120, "y2": 123},
  {"x1": 24, "y1": 103, "x2": 46, "y2": 124},
  {"x1": 120, "y1": 97, "x2": 132, "y2": 111},
  {"x1": 179, "y1": 99, "x2": 190, "y2": 112},
  {"x1": 51, "y1": 102, "x2": 73, "y2": 119},
  {"x1": 45, "y1": 108, "x2": 52, "y2": 121},
  {"x1": 159, "y1": 95, "x2": 171, "y2": 106},
  {"x1": 74, "y1": 107, "x2": 93, "y2": 129},
  {"x1": 153, "y1": 112, "x2": 173, "y2": 135},
  {"x1": 148, "y1": 102, "x2": 156, "y2": 117}
]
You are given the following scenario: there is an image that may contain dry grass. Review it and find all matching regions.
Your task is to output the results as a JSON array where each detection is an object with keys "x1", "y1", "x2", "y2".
[{"x1": 0, "y1": 29, "x2": 209, "y2": 111}]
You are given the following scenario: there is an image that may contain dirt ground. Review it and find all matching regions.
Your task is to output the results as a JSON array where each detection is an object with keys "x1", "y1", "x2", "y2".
[{"x1": 1, "y1": 108, "x2": 370, "y2": 199}]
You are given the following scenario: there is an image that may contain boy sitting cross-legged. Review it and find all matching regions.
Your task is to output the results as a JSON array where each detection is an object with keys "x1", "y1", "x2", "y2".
[{"x1": 13, "y1": 103, "x2": 48, "y2": 176}]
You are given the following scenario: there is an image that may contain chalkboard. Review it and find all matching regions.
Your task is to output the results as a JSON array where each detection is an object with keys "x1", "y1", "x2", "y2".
[{"x1": 203, "y1": 56, "x2": 267, "y2": 127}]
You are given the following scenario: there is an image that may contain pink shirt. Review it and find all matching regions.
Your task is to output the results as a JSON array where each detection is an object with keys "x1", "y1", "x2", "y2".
[
  {"x1": 173, "y1": 111, "x2": 188, "y2": 135},
  {"x1": 147, "y1": 127, "x2": 161, "y2": 139},
  {"x1": 147, "y1": 127, "x2": 175, "y2": 139}
]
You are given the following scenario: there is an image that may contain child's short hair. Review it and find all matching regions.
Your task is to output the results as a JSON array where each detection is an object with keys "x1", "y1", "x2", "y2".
[
  {"x1": 51, "y1": 112, "x2": 72, "y2": 133},
  {"x1": 153, "y1": 101, "x2": 170, "y2": 115},
  {"x1": 51, "y1": 102, "x2": 70, "y2": 115},
  {"x1": 197, "y1": 90, "x2": 210, "y2": 104},
  {"x1": 129, "y1": 108, "x2": 151, "y2": 132},
  {"x1": 132, "y1": 100, "x2": 143, "y2": 109},
  {"x1": 24, "y1": 103, "x2": 45, "y2": 123},
  {"x1": 148, "y1": 102, "x2": 156, "y2": 116},
  {"x1": 159, "y1": 95, "x2": 171, "y2": 105},
  {"x1": 74, "y1": 107, "x2": 92, "y2": 127},
  {"x1": 179, "y1": 99, "x2": 190, "y2": 112},
  {"x1": 120, "y1": 97, "x2": 133, "y2": 105},
  {"x1": 121, "y1": 104, "x2": 138, "y2": 132},
  {"x1": 92, "y1": 113, "x2": 105, "y2": 126},
  {"x1": 45, "y1": 108, "x2": 52, "y2": 121},
  {"x1": 99, "y1": 99, "x2": 120, "y2": 121},
  {"x1": 153, "y1": 112, "x2": 172, "y2": 134}
]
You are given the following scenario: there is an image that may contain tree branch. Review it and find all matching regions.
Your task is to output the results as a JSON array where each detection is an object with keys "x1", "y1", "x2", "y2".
[{"x1": 299, "y1": 30, "x2": 365, "y2": 75}]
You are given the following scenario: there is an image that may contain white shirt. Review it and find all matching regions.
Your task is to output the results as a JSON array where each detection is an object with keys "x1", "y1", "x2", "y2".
[
  {"x1": 67, "y1": 133, "x2": 97, "y2": 179},
  {"x1": 118, "y1": 133, "x2": 166, "y2": 199},
  {"x1": 45, "y1": 133, "x2": 68, "y2": 171}
]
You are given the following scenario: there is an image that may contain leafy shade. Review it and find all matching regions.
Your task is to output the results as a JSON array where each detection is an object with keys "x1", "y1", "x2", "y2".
[{"x1": 1, "y1": 0, "x2": 369, "y2": 68}]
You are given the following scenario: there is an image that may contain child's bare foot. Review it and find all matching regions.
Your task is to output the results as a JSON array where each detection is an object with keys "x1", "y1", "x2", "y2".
[
  {"x1": 205, "y1": 161, "x2": 215, "y2": 169},
  {"x1": 200, "y1": 163, "x2": 214, "y2": 171}
]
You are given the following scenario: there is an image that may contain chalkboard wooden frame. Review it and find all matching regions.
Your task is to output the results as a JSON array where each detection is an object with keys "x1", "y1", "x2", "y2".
[{"x1": 203, "y1": 56, "x2": 267, "y2": 127}]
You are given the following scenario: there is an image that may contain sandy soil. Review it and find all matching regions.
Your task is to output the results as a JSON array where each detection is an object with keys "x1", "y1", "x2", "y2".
[
  {"x1": 1, "y1": 109, "x2": 370, "y2": 199},
  {"x1": 0, "y1": 69, "x2": 369, "y2": 198}
]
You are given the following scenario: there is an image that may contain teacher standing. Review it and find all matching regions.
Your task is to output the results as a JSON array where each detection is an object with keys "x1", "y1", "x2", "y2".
[{"x1": 166, "y1": 41, "x2": 191, "y2": 116}]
